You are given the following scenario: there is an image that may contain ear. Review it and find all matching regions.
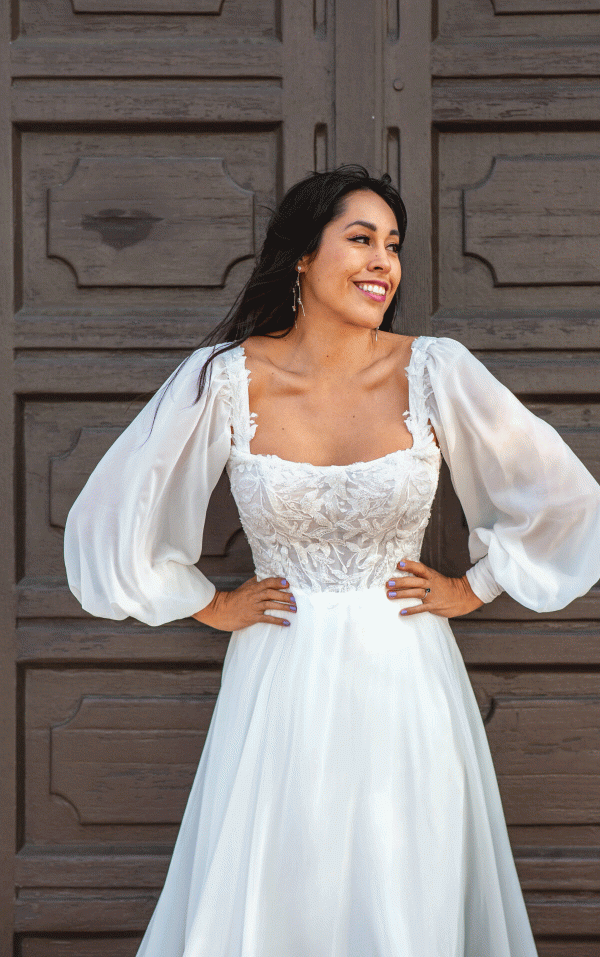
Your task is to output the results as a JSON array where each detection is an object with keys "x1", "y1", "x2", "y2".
[{"x1": 297, "y1": 252, "x2": 314, "y2": 272}]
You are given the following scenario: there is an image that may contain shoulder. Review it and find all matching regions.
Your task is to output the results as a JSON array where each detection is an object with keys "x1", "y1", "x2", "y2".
[
  {"x1": 159, "y1": 342, "x2": 239, "y2": 408},
  {"x1": 412, "y1": 335, "x2": 470, "y2": 360}
]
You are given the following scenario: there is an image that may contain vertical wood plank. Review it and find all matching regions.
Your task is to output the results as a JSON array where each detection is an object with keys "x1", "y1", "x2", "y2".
[
  {"x1": 391, "y1": 1, "x2": 433, "y2": 336},
  {"x1": 333, "y1": 0, "x2": 380, "y2": 170},
  {"x1": 0, "y1": 0, "x2": 15, "y2": 953},
  {"x1": 282, "y1": 0, "x2": 334, "y2": 192}
]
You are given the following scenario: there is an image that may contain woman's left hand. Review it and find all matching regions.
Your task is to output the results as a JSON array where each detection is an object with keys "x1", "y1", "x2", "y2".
[{"x1": 386, "y1": 559, "x2": 484, "y2": 619}]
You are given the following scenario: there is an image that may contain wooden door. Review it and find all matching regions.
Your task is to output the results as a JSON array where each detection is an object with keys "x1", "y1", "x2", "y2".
[
  {"x1": 428, "y1": 6, "x2": 600, "y2": 954},
  {"x1": 1, "y1": 1, "x2": 599, "y2": 954}
]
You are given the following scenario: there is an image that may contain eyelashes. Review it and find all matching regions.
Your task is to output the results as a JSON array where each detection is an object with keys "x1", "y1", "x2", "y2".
[{"x1": 349, "y1": 234, "x2": 400, "y2": 254}]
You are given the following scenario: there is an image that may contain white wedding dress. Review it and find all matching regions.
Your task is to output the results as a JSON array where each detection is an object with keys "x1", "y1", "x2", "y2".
[{"x1": 64, "y1": 336, "x2": 600, "y2": 957}]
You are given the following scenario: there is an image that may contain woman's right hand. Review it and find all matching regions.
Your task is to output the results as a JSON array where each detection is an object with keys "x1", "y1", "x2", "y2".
[{"x1": 192, "y1": 576, "x2": 296, "y2": 632}]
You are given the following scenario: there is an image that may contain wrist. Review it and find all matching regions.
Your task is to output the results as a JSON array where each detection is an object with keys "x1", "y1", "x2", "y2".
[
  {"x1": 192, "y1": 590, "x2": 223, "y2": 626},
  {"x1": 459, "y1": 574, "x2": 484, "y2": 611}
]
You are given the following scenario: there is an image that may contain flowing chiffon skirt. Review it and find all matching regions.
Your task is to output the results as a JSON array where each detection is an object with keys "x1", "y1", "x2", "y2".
[{"x1": 135, "y1": 588, "x2": 538, "y2": 957}]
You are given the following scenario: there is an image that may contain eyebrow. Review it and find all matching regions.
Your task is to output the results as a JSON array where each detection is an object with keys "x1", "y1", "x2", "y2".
[{"x1": 344, "y1": 219, "x2": 400, "y2": 237}]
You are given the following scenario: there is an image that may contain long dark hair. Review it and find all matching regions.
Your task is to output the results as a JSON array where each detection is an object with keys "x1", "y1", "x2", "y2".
[{"x1": 162, "y1": 164, "x2": 407, "y2": 407}]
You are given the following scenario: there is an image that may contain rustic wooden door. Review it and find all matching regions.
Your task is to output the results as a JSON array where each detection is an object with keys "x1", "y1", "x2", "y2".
[{"x1": 1, "y1": 1, "x2": 599, "y2": 954}]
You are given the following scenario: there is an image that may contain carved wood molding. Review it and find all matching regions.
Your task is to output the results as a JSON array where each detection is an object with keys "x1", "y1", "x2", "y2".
[
  {"x1": 48, "y1": 156, "x2": 255, "y2": 288},
  {"x1": 463, "y1": 155, "x2": 600, "y2": 286},
  {"x1": 50, "y1": 695, "x2": 216, "y2": 825}
]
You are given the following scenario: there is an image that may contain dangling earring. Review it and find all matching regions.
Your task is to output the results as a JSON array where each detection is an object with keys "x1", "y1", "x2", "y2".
[
  {"x1": 375, "y1": 327, "x2": 379, "y2": 343},
  {"x1": 294, "y1": 265, "x2": 305, "y2": 327}
]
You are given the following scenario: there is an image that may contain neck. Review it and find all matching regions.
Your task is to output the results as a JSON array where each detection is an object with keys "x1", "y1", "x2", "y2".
[{"x1": 284, "y1": 312, "x2": 380, "y2": 378}]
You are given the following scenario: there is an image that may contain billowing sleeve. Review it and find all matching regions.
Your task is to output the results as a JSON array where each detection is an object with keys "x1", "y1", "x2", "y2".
[
  {"x1": 64, "y1": 347, "x2": 232, "y2": 626},
  {"x1": 423, "y1": 336, "x2": 600, "y2": 612}
]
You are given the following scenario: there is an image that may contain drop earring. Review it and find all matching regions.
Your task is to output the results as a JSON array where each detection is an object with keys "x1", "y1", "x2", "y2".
[{"x1": 294, "y1": 266, "x2": 305, "y2": 327}]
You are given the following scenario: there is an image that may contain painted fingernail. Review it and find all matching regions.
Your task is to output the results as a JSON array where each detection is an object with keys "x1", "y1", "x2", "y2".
[
  {"x1": 388, "y1": 591, "x2": 397, "y2": 598},
  {"x1": 387, "y1": 580, "x2": 395, "y2": 587},
  {"x1": 283, "y1": 619, "x2": 290, "y2": 626},
  {"x1": 400, "y1": 609, "x2": 408, "y2": 615},
  {"x1": 398, "y1": 561, "x2": 405, "y2": 568},
  {"x1": 281, "y1": 579, "x2": 288, "y2": 586}
]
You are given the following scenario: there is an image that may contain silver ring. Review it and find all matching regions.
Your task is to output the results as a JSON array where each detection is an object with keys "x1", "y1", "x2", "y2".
[{"x1": 424, "y1": 587, "x2": 431, "y2": 595}]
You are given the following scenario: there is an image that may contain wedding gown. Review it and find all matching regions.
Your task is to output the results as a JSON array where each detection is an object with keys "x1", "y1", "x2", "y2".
[{"x1": 64, "y1": 335, "x2": 600, "y2": 957}]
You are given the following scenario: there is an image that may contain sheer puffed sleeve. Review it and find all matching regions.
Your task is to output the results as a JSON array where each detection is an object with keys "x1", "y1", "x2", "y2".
[
  {"x1": 64, "y1": 347, "x2": 232, "y2": 626},
  {"x1": 422, "y1": 336, "x2": 600, "y2": 612}
]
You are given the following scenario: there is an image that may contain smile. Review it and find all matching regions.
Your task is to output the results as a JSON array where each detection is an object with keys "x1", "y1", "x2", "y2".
[{"x1": 355, "y1": 282, "x2": 388, "y2": 302}]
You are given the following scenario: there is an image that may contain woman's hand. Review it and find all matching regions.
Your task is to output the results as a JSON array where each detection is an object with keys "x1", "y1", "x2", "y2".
[
  {"x1": 192, "y1": 576, "x2": 296, "y2": 631},
  {"x1": 386, "y1": 559, "x2": 484, "y2": 618}
]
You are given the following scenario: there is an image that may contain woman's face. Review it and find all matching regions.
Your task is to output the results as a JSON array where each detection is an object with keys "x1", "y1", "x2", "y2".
[{"x1": 299, "y1": 189, "x2": 402, "y2": 332}]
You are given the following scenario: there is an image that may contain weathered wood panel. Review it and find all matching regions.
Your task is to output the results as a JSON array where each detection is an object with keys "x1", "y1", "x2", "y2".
[
  {"x1": 50, "y1": 695, "x2": 215, "y2": 824},
  {"x1": 20, "y1": 939, "x2": 142, "y2": 957},
  {"x1": 463, "y1": 155, "x2": 600, "y2": 286},
  {"x1": 25, "y1": 669, "x2": 221, "y2": 846},
  {"x1": 48, "y1": 157, "x2": 255, "y2": 288}
]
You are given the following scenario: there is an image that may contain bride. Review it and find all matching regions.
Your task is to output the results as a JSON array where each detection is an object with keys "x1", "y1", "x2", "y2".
[{"x1": 65, "y1": 165, "x2": 600, "y2": 957}]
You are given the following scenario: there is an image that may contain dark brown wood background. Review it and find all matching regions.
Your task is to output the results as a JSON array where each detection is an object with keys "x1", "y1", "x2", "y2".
[{"x1": 1, "y1": 1, "x2": 600, "y2": 954}]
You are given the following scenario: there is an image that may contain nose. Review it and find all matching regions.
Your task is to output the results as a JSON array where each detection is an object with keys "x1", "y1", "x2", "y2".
[{"x1": 369, "y1": 248, "x2": 392, "y2": 273}]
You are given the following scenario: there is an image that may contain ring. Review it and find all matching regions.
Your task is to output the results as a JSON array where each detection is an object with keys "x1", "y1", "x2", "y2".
[{"x1": 424, "y1": 588, "x2": 431, "y2": 595}]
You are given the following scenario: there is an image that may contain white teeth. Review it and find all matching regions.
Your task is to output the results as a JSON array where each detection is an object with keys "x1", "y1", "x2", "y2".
[{"x1": 357, "y1": 283, "x2": 386, "y2": 295}]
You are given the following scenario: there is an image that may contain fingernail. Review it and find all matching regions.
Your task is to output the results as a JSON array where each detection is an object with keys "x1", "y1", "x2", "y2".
[
  {"x1": 387, "y1": 580, "x2": 395, "y2": 587},
  {"x1": 400, "y1": 609, "x2": 408, "y2": 615},
  {"x1": 388, "y1": 591, "x2": 396, "y2": 598},
  {"x1": 281, "y1": 579, "x2": 288, "y2": 586},
  {"x1": 289, "y1": 606, "x2": 297, "y2": 612},
  {"x1": 283, "y1": 619, "x2": 290, "y2": 626},
  {"x1": 398, "y1": 561, "x2": 405, "y2": 568}
]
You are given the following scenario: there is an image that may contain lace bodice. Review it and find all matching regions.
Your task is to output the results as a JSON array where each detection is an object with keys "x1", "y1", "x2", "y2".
[{"x1": 223, "y1": 340, "x2": 442, "y2": 593}]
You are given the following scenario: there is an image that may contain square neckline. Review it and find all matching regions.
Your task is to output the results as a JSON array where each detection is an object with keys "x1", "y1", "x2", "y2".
[{"x1": 231, "y1": 336, "x2": 432, "y2": 471}]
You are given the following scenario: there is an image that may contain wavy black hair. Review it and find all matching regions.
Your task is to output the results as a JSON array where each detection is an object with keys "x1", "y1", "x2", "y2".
[{"x1": 163, "y1": 164, "x2": 407, "y2": 406}]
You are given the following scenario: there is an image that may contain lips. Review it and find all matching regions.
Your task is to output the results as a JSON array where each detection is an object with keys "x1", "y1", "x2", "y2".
[{"x1": 354, "y1": 281, "x2": 388, "y2": 302}]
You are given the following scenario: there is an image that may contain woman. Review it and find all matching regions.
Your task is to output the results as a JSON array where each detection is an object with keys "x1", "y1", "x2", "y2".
[{"x1": 65, "y1": 165, "x2": 600, "y2": 957}]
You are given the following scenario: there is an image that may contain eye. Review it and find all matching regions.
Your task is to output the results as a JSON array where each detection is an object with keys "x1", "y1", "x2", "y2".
[{"x1": 349, "y1": 234, "x2": 400, "y2": 254}]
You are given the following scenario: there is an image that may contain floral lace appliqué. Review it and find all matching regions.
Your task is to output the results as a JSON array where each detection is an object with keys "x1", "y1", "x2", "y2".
[{"x1": 221, "y1": 340, "x2": 441, "y2": 593}]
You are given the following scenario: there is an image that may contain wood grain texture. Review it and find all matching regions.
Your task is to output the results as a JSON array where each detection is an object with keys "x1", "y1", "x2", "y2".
[
  {"x1": 11, "y1": 38, "x2": 282, "y2": 77},
  {"x1": 48, "y1": 156, "x2": 255, "y2": 288},
  {"x1": 433, "y1": 79, "x2": 600, "y2": 123},
  {"x1": 454, "y1": 620, "x2": 600, "y2": 666},
  {"x1": 15, "y1": 889, "x2": 158, "y2": 932},
  {"x1": 24, "y1": 669, "x2": 221, "y2": 846},
  {"x1": 20, "y1": 127, "x2": 276, "y2": 317},
  {"x1": 12, "y1": 80, "x2": 281, "y2": 124},
  {"x1": 50, "y1": 695, "x2": 217, "y2": 824},
  {"x1": 488, "y1": 696, "x2": 600, "y2": 824},
  {"x1": 21, "y1": 938, "x2": 142, "y2": 957},
  {"x1": 16, "y1": 619, "x2": 231, "y2": 665},
  {"x1": 438, "y1": 129, "x2": 600, "y2": 313},
  {"x1": 463, "y1": 155, "x2": 600, "y2": 286},
  {"x1": 492, "y1": 0, "x2": 600, "y2": 11},
  {"x1": 432, "y1": 312, "x2": 600, "y2": 350},
  {"x1": 433, "y1": 39, "x2": 600, "y2": 77},
  {"x1": 438, "y1": 0, "x2": 600, "y2": 41},
  {"x1": 17, "y1": 0, "x2": 276, "y2": 40},
  {"x1": 72, "y1": 0, "x2": 225, "y2": 11},
  {"x1": 0, "y1": 0, "x2": 14, "y2": 951}
]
